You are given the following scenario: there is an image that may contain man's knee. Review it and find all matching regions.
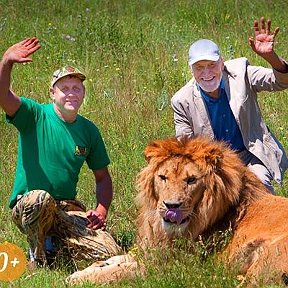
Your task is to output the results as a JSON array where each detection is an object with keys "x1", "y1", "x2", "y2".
[
  {"x1": 247, "y1": 164, "x2": 275, "y2": 194},
  {"x1": 12, "y1": 190, "x2": 56, "y2": 233}
]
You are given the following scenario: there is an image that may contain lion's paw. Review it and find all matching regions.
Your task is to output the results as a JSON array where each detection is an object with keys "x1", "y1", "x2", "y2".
[{"x1": 66, "y1": 254, "x2": 140, "y2": 285}]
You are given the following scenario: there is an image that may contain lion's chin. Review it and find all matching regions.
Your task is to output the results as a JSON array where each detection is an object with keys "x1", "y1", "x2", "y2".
[{"x1": 162, "y1": 218, "x2": 189, "y2": 235}]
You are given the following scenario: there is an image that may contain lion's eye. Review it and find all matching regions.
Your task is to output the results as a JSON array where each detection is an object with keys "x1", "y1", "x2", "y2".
[
  {"x1": 159, "y1": 175, "x2": 167, "y2": 181},
  {"x1": 186, "y1": 176, "x2": 196, "y2": 185}
]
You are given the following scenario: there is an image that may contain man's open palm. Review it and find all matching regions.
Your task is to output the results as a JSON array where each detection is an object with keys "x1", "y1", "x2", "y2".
[
  {"x1": 4, "y1": 37, "x2": 41, "y2": 63},
  {"x1": 249, "y1": 17, "x2": 279, "y2": 55}
]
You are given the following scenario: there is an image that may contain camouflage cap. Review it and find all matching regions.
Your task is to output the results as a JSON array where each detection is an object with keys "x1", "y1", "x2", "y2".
[{"x1": 51, "y1": 66, "x2": 86, "y2": 87}]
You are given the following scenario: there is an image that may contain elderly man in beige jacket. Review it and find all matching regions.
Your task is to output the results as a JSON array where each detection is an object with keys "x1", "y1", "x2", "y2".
[{"x1": 171, "y1": 17, "x2": 288, "y2": 193}]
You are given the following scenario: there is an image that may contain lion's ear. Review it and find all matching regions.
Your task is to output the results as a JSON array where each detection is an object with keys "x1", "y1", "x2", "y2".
[
  {"x1": 144, "y1": 138, "x2": 179, "y2": 163},
  {"x1": 144, "y1": 142, "x2": 161, "y2": 163}
]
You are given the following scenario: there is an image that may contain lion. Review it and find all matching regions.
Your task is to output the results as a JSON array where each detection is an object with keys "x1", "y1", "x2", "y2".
[{"x1": 66, "y1": 137, "x2": 288, "y2": 286}]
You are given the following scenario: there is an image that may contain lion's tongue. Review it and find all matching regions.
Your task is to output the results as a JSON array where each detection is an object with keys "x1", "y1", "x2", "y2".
[{"x1": 164, "y1": 209, "x2": 183, "y2": 225}]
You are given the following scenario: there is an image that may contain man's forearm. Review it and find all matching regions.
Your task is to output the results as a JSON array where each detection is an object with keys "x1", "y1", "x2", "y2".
[
  {"x1": 95, "y1": 180, "x2": 113, "y2": 217},
  {"x1": 0, "y1": 58, "x2": 13, "y2": 105},
  {"x1": 262, "y1": 52, "x2": 288, "y2": 73}
]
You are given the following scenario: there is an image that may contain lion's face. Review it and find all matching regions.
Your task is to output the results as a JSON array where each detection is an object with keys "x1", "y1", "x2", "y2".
[
  {"x1": 136, "y1": 137, "x2": 246, "y2": 245},
  {"x1": 154, "y1": 156, "x2": 206, "y2": 234}
]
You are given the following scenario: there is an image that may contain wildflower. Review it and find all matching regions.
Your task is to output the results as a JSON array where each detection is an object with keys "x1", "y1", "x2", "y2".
[{"x1": 64, "y1": 35, "x2": 76, "y2": 42}]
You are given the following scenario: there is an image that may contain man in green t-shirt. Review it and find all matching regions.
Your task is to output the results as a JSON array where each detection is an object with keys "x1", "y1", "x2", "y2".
[{"x1": 0, "y1": 37, "x2": 121, "y2": 265}]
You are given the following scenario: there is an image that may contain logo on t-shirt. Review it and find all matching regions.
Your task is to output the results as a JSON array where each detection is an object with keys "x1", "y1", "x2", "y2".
[{"x1": 74, "y1": 145, "x2": 87, "y2": 156}]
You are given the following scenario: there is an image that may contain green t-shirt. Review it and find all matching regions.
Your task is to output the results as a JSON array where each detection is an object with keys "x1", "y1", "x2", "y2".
[{"x1": 7, "y1": 97, "x2": 110, "y2": 208}]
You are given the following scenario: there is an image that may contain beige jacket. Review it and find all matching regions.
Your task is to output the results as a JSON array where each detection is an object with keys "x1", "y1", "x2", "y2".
[{"x1": 171, "y1": 57, "x2": 288, "y2": 183}]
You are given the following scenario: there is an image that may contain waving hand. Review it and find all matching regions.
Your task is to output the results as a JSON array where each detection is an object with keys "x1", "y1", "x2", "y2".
[
  {"x1": 3, "y1": 37, "x2": 41, "y2": 64},
  {"x1": 0, "y1": 37, "x2": 41, "y2": 116},
  {"x1": 249, "y1": 17, "x2": 279, "y2": 56}
]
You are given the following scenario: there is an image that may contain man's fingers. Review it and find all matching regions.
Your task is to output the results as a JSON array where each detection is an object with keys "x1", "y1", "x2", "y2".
[
  {"x1": 19, "y1": 37, "x2": 41, "y2": 53},
  {"x1": 19, "y1": 37, "x2": 38, "y2": 47},
  {"x1": 87, "y1": 220, "x2": 106, "y2": 230},
  {"x1": 273, "y1": 27, "x2": 280, "y2": 38},
  {"x1": 260, "y1": 17, "x2": 266, "y2": 33},
  {"x1": 92, "y1": 222, "x2": 106, "y2": 230},
  {"x1": 19, "y1": 37, "x2": 34, "y2": 46},
  {"x1": 248, "y1": 37, "x2": 255, "y2": 50},
  {"x1": 253, "y1": 20, "x2": 260, "y2": 36},
  {"x1": 25, "y1": 38, "x2": 39, "y2": 48},
  {"x1": 25, "y1": 38, "x2": 41, "y2": 53},
  {"x1": 19, "y1": 57, "x2": 33, "y2": 63},
  {"x1": 266, "y1": 19, "x2": 271, "y2": 34}
]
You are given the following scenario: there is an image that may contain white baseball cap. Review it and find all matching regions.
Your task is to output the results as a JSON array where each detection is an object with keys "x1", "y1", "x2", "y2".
[{"x1": 188, "y1": 39, "x2": 221, "y2": 66}]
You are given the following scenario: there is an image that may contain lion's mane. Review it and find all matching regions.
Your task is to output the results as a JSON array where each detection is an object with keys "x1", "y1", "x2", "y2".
[{"x1": 135, "y1": 136, "x2": 267, "y2": 248}]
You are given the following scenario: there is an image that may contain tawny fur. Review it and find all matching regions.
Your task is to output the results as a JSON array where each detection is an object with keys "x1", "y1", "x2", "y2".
[
  {"x1": 67, "y1": 137, "x2": 288, "y2": 286},
  {"x1": 66, "y1": 254, "x2": 140, "y2": 285}
]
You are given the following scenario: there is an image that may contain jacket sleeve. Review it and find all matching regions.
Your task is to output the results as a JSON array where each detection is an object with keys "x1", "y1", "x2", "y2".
[
  {"x1": 247, "y1": 62, "x2": 288, "y2": 93},
  {"x1": 171, "y1": 94, "x2": 194, "y2": 139}
]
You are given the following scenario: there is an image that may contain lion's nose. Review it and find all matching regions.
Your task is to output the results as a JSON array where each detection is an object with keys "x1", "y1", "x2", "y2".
[{"x1": 163, "y1": 200, "x2": 182, "y2": 209}]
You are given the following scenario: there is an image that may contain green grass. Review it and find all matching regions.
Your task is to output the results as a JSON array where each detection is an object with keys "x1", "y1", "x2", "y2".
[{"x1": 1, "y1": 0, "x2": 288, "y2": 287}]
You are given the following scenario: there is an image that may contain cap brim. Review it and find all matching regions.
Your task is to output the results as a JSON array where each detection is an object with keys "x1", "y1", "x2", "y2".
[{"x1": 188, "y1": 55, "x2": 220, "y2": 66}]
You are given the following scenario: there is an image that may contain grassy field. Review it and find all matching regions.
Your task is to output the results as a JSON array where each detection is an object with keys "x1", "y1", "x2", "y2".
[{"x1": 0, "y1": 0, "x2": 288, "y2": 287}]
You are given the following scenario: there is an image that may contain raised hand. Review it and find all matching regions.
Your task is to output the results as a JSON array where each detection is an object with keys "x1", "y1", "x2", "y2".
[
  {"x1": 3, "y1": 37, "x2": 41, "y2": 64},
  {"x1": 248, "y1": 17, "x2": 279, "y2": 55}
]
